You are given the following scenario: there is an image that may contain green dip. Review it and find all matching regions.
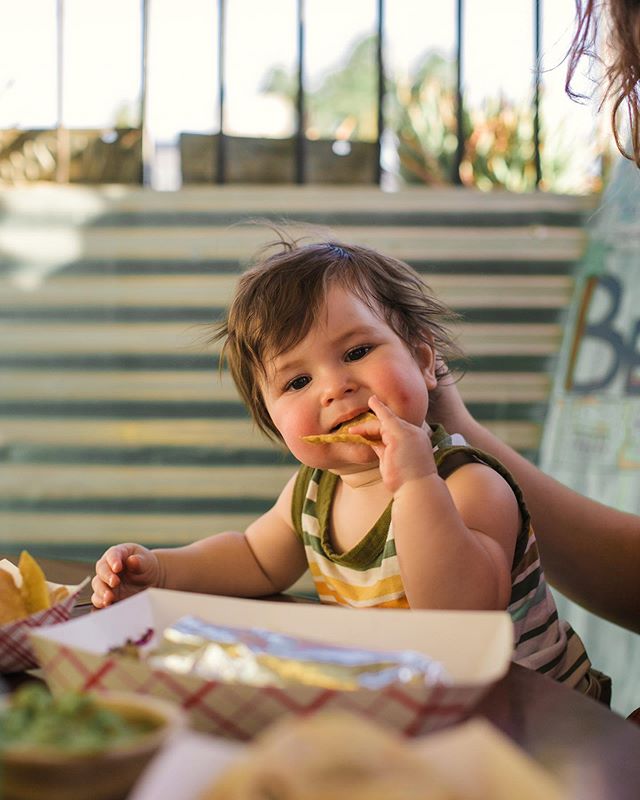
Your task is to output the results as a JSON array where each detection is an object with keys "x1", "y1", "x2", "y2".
[{"x1": 0, "y1": 684, "x2": 157, "y2": 752}]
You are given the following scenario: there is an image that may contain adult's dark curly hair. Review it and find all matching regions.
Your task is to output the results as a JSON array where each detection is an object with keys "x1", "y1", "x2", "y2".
[{"x1": 566, "y1": 0, "x2": 640, "y2": 166}]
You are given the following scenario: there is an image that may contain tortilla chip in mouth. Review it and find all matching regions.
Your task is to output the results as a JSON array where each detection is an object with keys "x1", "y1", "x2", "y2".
[{"x1": 302, "y1": 411, "x2": 380, "y2": 445}]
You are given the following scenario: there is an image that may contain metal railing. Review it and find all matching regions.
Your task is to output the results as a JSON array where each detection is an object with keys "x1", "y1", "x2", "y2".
[{"x1": 49, "y1": 0, "x2": 545, "y2": 188}]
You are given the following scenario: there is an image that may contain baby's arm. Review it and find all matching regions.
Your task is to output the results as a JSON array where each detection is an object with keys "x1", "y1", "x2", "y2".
[
  {"x1": 430, "y1": 371, "x2": 640, "y2": 631},
  {"x1": 92, "y1": 474, "x2": 308, "y2": 607},
  {"x1": 363, "y1": 396, "x2": 518, "y2": 611}
]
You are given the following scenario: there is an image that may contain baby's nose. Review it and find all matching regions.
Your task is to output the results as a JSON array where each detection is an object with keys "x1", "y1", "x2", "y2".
[{"x1": 320, "y1": 371, "x2": 356, "y2": 405}]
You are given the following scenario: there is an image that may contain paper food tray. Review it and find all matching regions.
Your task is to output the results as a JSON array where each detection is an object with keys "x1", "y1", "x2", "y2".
[
  {"x1": 0, "y1": 558, "x2": 90, "y2": 673},
  {"x1": 30, "y1": 588, "x2": 513, "y2": 739},
  {"x1": 129, "y1": 718, "x2": 565, "y2": 800}
]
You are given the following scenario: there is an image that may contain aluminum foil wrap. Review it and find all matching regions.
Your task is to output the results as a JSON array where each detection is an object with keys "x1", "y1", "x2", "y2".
[{"x1": 147, "y1": 615, "x2": 449, "y2": 690}]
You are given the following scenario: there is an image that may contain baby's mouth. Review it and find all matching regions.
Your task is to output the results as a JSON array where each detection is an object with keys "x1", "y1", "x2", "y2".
[{"x1": 330, "y1": 410, "x2": 375, "y2": 433}]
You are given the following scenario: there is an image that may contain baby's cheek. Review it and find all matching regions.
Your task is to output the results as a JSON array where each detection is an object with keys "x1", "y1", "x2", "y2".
[
  {"x1": 277, "y1": 423, "x2": 306, "y2": 457},
  {"x1": 398, "y1": 390, "x2": 430, "y2": 427},
  {"x1": 285, "y1": 437, "x2": 307, "y2": 462}
]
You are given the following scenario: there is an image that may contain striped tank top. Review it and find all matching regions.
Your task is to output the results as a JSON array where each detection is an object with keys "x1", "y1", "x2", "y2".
[{"x1": 291, "y1": 426, "x2": 594, "y2": 690}]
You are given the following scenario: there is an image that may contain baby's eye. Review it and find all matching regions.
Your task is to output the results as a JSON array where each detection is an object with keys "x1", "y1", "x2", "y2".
[
  {"x1": 286, "y1": 375, "x2": 310, "y2": 392},
  {"x1": 345, "y1": 345, "x2": 371, "y2": 362}
]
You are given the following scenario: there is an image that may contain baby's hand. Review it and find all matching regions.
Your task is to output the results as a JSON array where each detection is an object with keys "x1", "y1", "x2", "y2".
[
  {"x1": 91, "y1": 543, "x2": 161, "y2": 608},
  {"x1": 357, "y1": 395, "x2": 437, "y2": 495}
]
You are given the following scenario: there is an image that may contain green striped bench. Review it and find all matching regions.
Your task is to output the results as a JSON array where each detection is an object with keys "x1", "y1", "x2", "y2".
[{"x1": 0, "y1": 185, "x2": 594, "y2": 562}]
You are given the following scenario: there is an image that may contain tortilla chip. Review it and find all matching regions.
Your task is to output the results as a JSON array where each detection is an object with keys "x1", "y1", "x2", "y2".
[
  {"x1": 302, "y1": 411, "x2": 380, "y2": 445},
  {"x1": 19, "y1": 550, "x2": 50, "y2": 615},
  {"x1": 0, "y1": 569, "x2": 28, "y2": 625}
]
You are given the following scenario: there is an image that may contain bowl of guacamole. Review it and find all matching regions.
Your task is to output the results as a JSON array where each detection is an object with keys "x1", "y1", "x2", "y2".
[{"x1": 0, "y1": 683, "x2": 184, "y2": 800}]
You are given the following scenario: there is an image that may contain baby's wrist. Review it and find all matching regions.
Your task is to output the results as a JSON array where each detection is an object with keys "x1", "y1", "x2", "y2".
[
  {"x1": 153, "y1": 550, "x2": 167, "y2": 589},
  {"x1": 392, "y1": 470, "x2": 441, "y2": 501}
]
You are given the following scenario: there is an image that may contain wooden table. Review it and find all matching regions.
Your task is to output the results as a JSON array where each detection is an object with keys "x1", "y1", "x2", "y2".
[
  {"x1": 475, "y1": 665, "x2": 640, "y2": 798},
  {"x1": 6, "y1": 556, "x2": 640, "y2": 799}
]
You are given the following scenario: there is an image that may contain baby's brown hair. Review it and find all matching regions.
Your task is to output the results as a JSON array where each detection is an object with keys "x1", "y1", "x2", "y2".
[{"x1": 213, "y1": 232, "x2": 463, "y2": 441}]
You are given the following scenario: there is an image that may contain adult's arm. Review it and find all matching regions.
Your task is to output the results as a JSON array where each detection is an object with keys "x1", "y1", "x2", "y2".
[{"x1": 429, "y1": 376, "x2": 640, "y2": 633}]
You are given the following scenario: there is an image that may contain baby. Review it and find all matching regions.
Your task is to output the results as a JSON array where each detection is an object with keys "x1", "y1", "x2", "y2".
[{"x1": 92, "y1": 236, "x2": 606, "y2": 699}]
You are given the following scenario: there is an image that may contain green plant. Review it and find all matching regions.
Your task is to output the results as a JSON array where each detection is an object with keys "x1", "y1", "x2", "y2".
[
  {"x1": 461, "y1": 95, "x2": 537, "y2": 191},
  {"x1": 263, "y1": 35, "x2": 599, "y2": 193},
  {"x1": 263, "y1": 36, "x2": 378, "y2": 141},
  {"x1": 387, "y1": 52, "x2": 461, "y2": 185}
]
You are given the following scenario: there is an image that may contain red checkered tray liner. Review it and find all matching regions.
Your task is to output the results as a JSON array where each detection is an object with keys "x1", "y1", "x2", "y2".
[
  {"x1": 0, "y1": 590, "x2": 86, "y2": 673},
  {"x1": 33, "y1": 644, "x2": 481, "y2": 740},
  {"x1": 0, "y1": 558, "x2": 90, "y2": 673},
  {"x1": 29, "y1": 589, "x2": 512, "y2": 740}
]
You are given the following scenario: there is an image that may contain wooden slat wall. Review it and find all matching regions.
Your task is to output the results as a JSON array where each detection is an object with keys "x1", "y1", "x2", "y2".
[{"x1": 0, "y1": 185, "x2": 593, "y2": 559}]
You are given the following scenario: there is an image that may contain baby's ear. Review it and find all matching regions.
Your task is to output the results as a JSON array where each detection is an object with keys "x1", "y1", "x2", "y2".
[{"x1": 415, "y1": 342, "x2": 438, "y2": 389}]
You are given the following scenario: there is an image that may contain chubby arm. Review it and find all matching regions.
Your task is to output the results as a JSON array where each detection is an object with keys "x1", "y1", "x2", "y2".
[
  {"x1": 429, "y1": 373, "x2": 640, "y2": 632},
  {"x1": 92, "y1": 474, "x2": 308, "y2": 607},
  {"x1": 394, "y1": 464, "x2": 518, "y2": 610},
  {"x1": 362, "y1": 396, "x2": 518, "y2": 611}
]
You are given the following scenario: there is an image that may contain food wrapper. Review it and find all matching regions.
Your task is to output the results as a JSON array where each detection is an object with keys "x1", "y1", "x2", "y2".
[
  {"x1": 30, "y1": 589, "x2": 513, "y2": 739},
  {"x1": 145, "y1": 616, "x2": 449, "y2": 691},
  {"x1": 0, "y1": 559, "x2": 90, "y2": 673}
]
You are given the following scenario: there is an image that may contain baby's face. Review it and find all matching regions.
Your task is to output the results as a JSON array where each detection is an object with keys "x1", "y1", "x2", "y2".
[{"x1": 261, "y1": 284, "x2": 437, "y2": 471}]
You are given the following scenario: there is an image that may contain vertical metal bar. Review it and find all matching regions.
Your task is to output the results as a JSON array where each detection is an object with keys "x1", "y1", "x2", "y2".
[
  {"x1": 453, "y1": 0, "x2": 464, "y2": 185},
  {"x1": 140, "y1": 0, "x2": 150, "y2": 186},
  {"x1": 295, "y1": 0, "x2": 306, "y2": 184},
  {"x1": 533, "y1": 0, "x2": 542, "y2": 188},
  {"x1": 55, "y1": 0, "x2": 64, "y2": 129},
  {"x1": 216, "y1": 0, "x2": 226, "y2": 184},
  {"x1": 55, "y1": 0, "x2": 69, "y2": 183},
  {"x1": 375, "y1": 0, "x2": 385, "y2": 185}
]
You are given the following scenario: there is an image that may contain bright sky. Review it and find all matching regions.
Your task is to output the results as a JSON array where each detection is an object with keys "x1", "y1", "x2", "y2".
[{"x1": 0, "y1": 0, "x2": 605, "y2": 189}]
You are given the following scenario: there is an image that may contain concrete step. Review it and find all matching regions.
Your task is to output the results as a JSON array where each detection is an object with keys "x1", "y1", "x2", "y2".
[
  {"x1": 0, "y1": 183, "x2": 596, "y2": 223},
  {"x1": 3, "y1": 273, "x2": 573, "y2": 310}
]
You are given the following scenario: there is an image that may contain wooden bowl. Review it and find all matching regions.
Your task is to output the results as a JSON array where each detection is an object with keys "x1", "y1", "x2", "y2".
[{"x1": 1, "y1": 691, "x2": 185, "y2": 800}]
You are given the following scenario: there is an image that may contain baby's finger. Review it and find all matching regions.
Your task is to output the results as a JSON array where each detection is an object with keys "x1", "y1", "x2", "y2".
[
  {"x1": 90, "y1": 577, "x2": 114, "y2": 608},
  {"x1": 125, "y1": 553, "x2": 145, "y2": 575},
  {"x1": 347, "y1": 417, "x2": 381, "y2": 442},
  {"x1": 93, "y1": 589, "x2": 111, "y2": 609},
  {"x1": 368, "y1": 395, "x2": 400, "y2": 425},
  {"x1": 94, "y1": 558, "x2": 120, "y2": 588},
  {"x1": 106, "y1": 543, "x2": 142, "y2": 575},
  {"x1": 104, "y1": 546, "x2": 127, "y2": 574}
]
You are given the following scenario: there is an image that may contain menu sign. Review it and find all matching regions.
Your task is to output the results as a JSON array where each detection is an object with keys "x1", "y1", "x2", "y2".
[
  {"x1": 539, "y1": 156, "x2": 640, "y2": 715},
  {"x1": 541, "y1": 156, "x2": 640, "y2": 513}
]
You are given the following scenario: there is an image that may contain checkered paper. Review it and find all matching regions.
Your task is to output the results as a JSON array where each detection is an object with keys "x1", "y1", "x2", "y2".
[
  {"x1": 29, "y1": 589, "x2": 512, "y2": 740},
  {"x1": 0, "y1": 593, "x2": 83, "y2": 673},
  {"x1": 0, "y1": 559, "x2": 90, "y2": 673},
  {"x1": 30, "y1": 640, "x2": 483, "y2": 740}
]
